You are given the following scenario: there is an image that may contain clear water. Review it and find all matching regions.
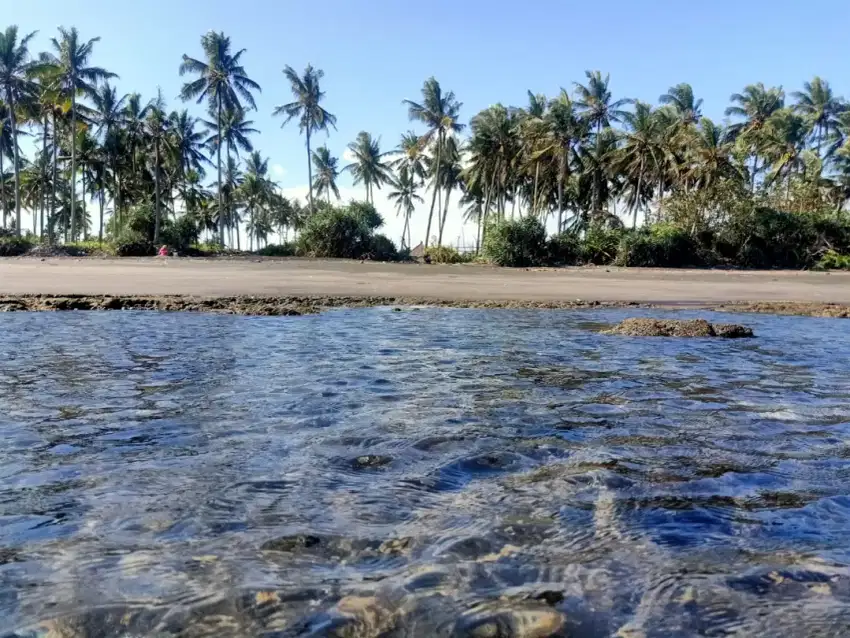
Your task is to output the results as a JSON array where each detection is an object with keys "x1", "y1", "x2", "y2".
[{"x1": 1, "y1": 308, "x2": 849, "y2": 637}]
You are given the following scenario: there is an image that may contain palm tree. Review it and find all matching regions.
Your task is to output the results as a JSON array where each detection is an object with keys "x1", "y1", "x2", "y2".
[
  {"x1": 659, "y1": 83, "x2": 703, "y2": 126},
  {"x1": 0, "y1": 26, "x2": 38, "y2": 235},
  {"x1": 274, "y1": 64, "x2": 336, "y2": 214},
  {"x1": 204, "y1": 107, "x2": 257, "y2": 159},
  {"x1": 388, "y1": 166, "x2": 422, "y2": 250},
  {"x1": 574, "y1": 71, "x2": 628, "y2": 216},
  {"x1": 91, "y1": 82, "x2": 126, "y2": 228},
  {"x1": 404, "y1": 77, "x2": 464, "y2": 247},
  {"x1": 180, "y1": 31, "x2": 261, "y2": 246},
  {"x1": 240, "y1": 151, "x2": 276, "y2": 250},
  {"x1": 0, "y1": 101, "x2": 13, "y2": 229},
  {"x1": 50, "y1": 27, "x2": 116, "y2": 242},
  {"x1": 617, "y1": 101, "x2": 660, "y2": 227},
  {"x1": 539, "y1": 90, "x2": 581, "y2": 232},
  {"x1": 686, "y1": 117, "x2": 741, "y2": 191},
  {"x1": 392, "y1": 131, "x2": 428, "y2": 187},
  {"x1": 573, "y1": 71, "x2": 629, "y2": 133},
  {"x1": 792, "y1": 77, "x2": 845, "y2": 155},
  {"x1": 761, "y1": 108, "x2": 809, "y2": 204},
  {"x1": 437, "y1": 136, "x2": 462, "y2": 244},
  {"x1": 725, "y1": 83, "x2": 785, "y2": 191},
  {"x1": 311, "y1": 145, "x2": 340, "y2": 203},
  {"x1": 169, "y1": 109, "x2": 207, "y2": 215},
  {"x1": 145, "y1": 90, "x2": 172, "y2": 244},
  {"x1": 169, "y1": 109, "x2": 207, "y2": 180},
  {"x1": 344, "y1": 131, "x2": 392, "y2": 203}
]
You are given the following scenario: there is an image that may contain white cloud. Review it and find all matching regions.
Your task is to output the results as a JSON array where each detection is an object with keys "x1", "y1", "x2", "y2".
[
  {"x1": 272, "y1": 164, "x2": 286, "y2": 177},
  {"x1": 341, "y1": 148, "x2": 357, "y2": 163}
]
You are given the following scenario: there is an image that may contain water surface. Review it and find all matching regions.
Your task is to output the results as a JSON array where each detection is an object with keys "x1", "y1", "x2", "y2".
[{"x1": 1, "y1": 308, "x2": 849, "y2": 636}]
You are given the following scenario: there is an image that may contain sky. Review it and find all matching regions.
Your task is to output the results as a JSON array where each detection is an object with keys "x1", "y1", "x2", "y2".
[{"x1": 6, "y1": 0, "x2": 850, "y2": 247}]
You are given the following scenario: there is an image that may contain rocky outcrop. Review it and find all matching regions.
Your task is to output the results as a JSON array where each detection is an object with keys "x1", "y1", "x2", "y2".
[{"x1": 604, "y1": 318, "x2": 754, "y2": 338}]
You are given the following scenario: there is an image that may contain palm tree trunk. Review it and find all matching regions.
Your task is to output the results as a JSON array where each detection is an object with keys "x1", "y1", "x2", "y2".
[
  {"x1": 533, "y1": 162, "x2": 540, "y2": 217},
  {"x1": 217, "y1": 93, "x2": 224, "y2": 246},
  {"x1": 557, "y1": 175, "x2": 564, "y2": 234},
  {"x1": 306, "y1": 128, "x2": 314, "y2": 214},
  {"x1": 8, "y1": 91, "x2": 22, "y2": 236},
  {"x1": 657, "y1": 176, "x2": 664, "y2": 220},
  {"x1": 424, "y1": 130, "x2": 443, "y2": 247},
  {"x1": 81, "y1": 171, "x2": 87, "y2": 241},
  {"x1": 70, "y1": 91, "x2": 77, "y2": 241},
  {"x1": 153, "y1": 139, "x2": 161, "y2": 245},
  {"x1": 475, "y1": 207, "x2": 482, "y2": 254},
  {"x1": 50, "y1": 112, "x2": 58, "y2": 245},
  {"x1": 481, "y1": 170, "x2": 495, "y2": 250},
  {"x1": 250, "y1": 207, "x2": 254, "y2": 251},
  {"x1": 99, "y1": 190, "x2": 105, "y2": 243},
  {"x1": 438, "y1": 185, "x2": 452, "y2": 246},
  {"x1": 0, "y1": 152, "x2": 5, "y2": 230},
  {"x1": 751, "y1": 156, "x2": 758, "y2": 193},
  {"x1": 632, "y1": 158, "x2": 644, "y2": 229},
  {"x1": 40, "y1": 118, "x2": 48, "y2": 240}
]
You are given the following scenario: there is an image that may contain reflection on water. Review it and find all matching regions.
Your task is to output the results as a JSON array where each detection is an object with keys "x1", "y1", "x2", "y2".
[{"x1": 1, "y1": 308, "x2": 850, "y2": 636}]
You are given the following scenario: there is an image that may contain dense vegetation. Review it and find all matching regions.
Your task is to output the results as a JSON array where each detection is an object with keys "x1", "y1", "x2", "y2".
[{"x1": 1, "y1": 24, "x2": 850, "y2": 268}]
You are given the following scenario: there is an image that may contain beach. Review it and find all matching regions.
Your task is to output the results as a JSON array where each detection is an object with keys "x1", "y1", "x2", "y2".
[{"x1": 0, "y1": 257, "x2": 848, "y2": 312}]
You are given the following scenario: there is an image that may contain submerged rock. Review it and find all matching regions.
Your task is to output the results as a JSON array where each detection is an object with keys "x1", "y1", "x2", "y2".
[
  {"x1": 603, "y1": 318, "x2": 753, "y2": 338},
  {"x1": 351, "y1": 454, "x2": 393, "y2": 470},
  {"x1": 452, "y1": 604, "x2": 565, "y2": 638}
]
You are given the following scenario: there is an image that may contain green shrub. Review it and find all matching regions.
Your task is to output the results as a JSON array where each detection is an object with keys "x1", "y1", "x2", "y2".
[
  {"x1": 581, "y1": 227, "x2": 623, "y2": 265},
  {"x1": 112, "y1": 230, "x2": 153, "y2": 257},
  {"x1": 424, "y1": 245, "x2": 470, "y2": 264},
  {"x1": 346, "y1": 201, "x2": 384, "y2": 231},
  {"x1": 816, "y1": 250, "x2": 850, "y2": 270},
  {"x1": 368, "y1": 234, "x2": 399, "y2": 261},
  {"x1": 714, "y1": 207, "x2": 829, "y2": 269},
  {"x1": 297, "y1": 203, "x2": 384, "y2": 258},
  {"x1": 256, "y1": 243, "x2": 296, "y2": 257},
  {"x1": 483, "y1": 217, "x2": 548, "y2": 267},
  {"x1": 546, "y1": 233, "x2": 581, "y2": 266},
  {"x1": 65, "y1": 240, "x2": 118, "y2": 256},
  {"x1": 162, "y1": 215, "x2": 200, "y2": 251},
  {"x1": 0, "y1": 236, "x2": 34, "y2": 256},
  {"x1": 616, "y1": 225, "x2": 703, "y2": 267}
]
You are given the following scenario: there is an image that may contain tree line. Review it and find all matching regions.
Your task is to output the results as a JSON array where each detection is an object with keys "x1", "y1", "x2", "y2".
[{"x1": 1, "y1": 24, "x2": 849, "y2": 254}]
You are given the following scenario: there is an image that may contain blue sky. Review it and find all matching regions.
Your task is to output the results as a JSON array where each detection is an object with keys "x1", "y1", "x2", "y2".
[{"x1": 7, "y1": 0, "x2": 850, "y2": 246}]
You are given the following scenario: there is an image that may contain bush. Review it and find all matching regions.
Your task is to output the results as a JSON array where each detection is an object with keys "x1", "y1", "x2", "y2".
[
  {"x1": 616, "y1": 225, "x2": 703, "y2": 268},
  {"x1": 256, "y1": 243, "x2": 296, "y2": 257},
  {"x1": 424, "y1": 245, "x2": 471, "y2": 264},
  {"x1": 581, "y1": 227, "x2": 624, "y2": 265},
  {"x1": 162, "y1": 215, "x2": 200, "y2": 252},
  {"x1": 368, "y1": 234, "x2": 399, "y2": 261},
  {"x1": 816, "y1": 250, "x2": 850, "y2": 270},
  {"x1": 0, "y1": 236, "x2": 34, "y2": 256},
  {"x1": 112, "y1": 230, "x2": 154, "y2": 257},
  {"x1": 713, "y1": 207, "x2": 838, "y2": 269},
  {"x1": 547, "y1": 233, "x2": 581, "y2": 266},
  {"x1": 64, "y1": 240, "x2": 118, "y2": 256},
  {"x1": 483, "y1": 217, "x2": 548, "y2": 267},
  {"x1": 297, "y1": 202, "x2": 384, "y2": 258}
]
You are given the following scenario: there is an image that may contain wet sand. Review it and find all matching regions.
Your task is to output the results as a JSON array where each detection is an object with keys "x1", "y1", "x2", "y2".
[{"x1": 0, "y1": 258, "x2": 848, "y2": 316}]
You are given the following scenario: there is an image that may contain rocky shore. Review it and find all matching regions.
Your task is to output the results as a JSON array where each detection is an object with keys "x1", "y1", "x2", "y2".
[
  {"x1": 0, "y1": 294, "x2": 846, "y2": 318},
  {"x1": 0, "y1": 294, "x2": 647, "y2": 316}
]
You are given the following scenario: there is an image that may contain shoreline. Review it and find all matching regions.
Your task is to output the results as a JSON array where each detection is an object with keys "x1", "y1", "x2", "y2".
[
  {"x1": 0, "y1": 258, "x2": 848, "y2": 317},
  {"x1": 0, "y1": 294, "x2": 847, "y2": 318}
]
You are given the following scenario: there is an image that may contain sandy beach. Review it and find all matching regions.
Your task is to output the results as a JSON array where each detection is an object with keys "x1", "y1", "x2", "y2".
[
  {"x1": 0, "y1": 257, "x2": 847, "y2": 307},
  {"x1": 0, "y1": 257, "x2": 847, "y2": 305}
]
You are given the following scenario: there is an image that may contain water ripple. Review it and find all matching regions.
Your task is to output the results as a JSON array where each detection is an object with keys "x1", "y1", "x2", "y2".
[{"x1": 0, "y1": 308, "x2": 849, "y2": 636}]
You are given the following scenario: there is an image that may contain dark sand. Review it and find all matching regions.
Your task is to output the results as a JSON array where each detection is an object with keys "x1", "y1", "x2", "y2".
[{"x1": 0, "y1": 257, "x2": 847, "y2": 316}]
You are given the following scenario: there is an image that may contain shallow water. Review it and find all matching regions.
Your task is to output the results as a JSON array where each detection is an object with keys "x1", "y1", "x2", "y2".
[{"x1": 1, "y1": 308, "x2": 850, "y2": 636}]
